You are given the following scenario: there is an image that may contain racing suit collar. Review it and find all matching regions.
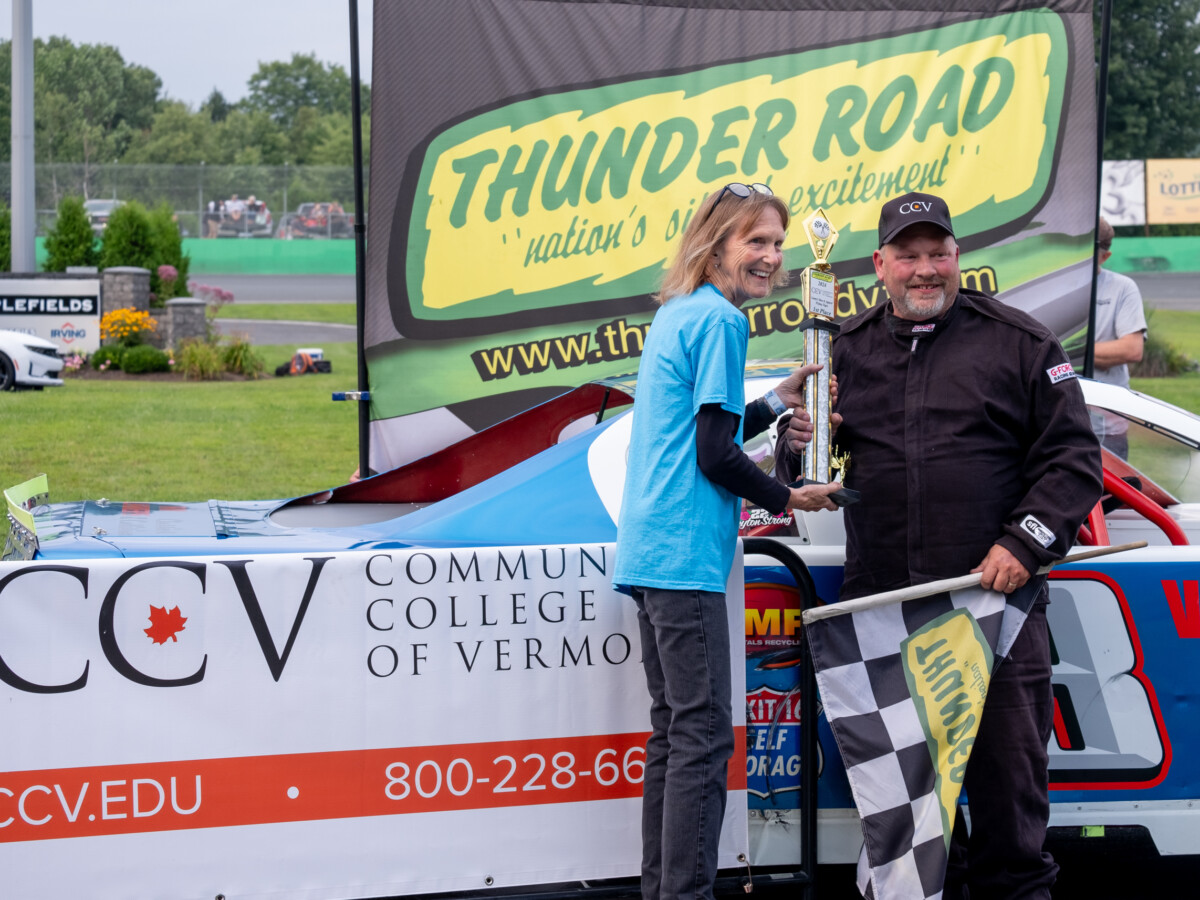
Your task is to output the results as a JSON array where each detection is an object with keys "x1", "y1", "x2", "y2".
[{"x1": 884, "y1": 293, "x2": 960, "y2": 344}]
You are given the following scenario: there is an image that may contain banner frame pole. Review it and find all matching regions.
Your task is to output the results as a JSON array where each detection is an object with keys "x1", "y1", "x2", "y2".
[
  {"x1": 1084, "y1": 0, "x2": 1114, "y2": 380},
  {"x1": 349, "y1": 0, "x2": 371, "y2": 478}
]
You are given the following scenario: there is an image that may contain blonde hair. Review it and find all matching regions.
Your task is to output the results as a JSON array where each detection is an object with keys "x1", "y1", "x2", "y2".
[{"x1": 655, "y1": 187, "x2": 790, "y2": 304}]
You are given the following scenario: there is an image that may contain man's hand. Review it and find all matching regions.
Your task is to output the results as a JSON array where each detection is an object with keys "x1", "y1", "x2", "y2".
[
  {"x1": 971, "y1": 544, "x2": 1031, "y2": 593},
  {"x1": 775, "y1": 364, "x2": 841, "y2": 457},
  {"x1": 785, "y1": 481, "x2": 841, "y2": 512}
]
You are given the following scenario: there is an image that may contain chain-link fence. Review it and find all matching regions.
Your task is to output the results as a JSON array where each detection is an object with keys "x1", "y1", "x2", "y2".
[{"x1": 0, "y1": 163, "x2": 366, "y2": 239}]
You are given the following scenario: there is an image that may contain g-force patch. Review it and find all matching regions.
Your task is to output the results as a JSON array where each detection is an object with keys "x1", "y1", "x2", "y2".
[
  {"x1": 1046, "y1": 363, "x2": 1077, "y2": 384},
  {"x1": 1021, "y1": 515, "x2": 1056, "y2": 548}
]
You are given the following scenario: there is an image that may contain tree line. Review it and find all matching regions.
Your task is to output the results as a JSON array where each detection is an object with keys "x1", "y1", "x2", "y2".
[
  {"x1": 2, "y1": 4, "x2": 1199, "y2": 236},
  {"x1": 0, "y1": 38, "x2": 370, "y2": 172}
]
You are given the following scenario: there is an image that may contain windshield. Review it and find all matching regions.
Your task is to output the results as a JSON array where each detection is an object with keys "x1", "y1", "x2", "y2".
[{"x1": 1092, "y1": 407, "x2": 1200, "y2": 503}]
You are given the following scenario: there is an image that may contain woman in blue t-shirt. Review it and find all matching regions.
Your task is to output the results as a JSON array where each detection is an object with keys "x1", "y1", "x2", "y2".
[{"x1": 613, "y1": 184, "x2": 839, "y2": 900}]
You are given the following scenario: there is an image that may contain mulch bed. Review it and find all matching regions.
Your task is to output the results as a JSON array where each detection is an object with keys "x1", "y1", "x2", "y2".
[{"x1": 63, "y1": 368, "x2": 264, "y2": 383}]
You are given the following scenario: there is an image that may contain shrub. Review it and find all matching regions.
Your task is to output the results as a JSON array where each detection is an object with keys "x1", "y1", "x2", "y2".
[
  {"x1": 43, "y1": 196, "x2": 99, "y2": 271},
  {"x1": 148, "y1": 203, "x2": 190, "y2": 302},
  {"x1": 99, "y1": 202, "x2": 155, "y2": 273},
  {"x1": 189, "y1": 281, "x2": 235, "y2": 340},
  {"x1": 1130, "y1": 310, "x2": 1199, "y2": 378},
  {"x1": 178, "y1": 339, "x2": 225, "y2": 380},
  {"x1": 100, "y1": 308, "x2": 158, "y2": 348},
  {"x1": 120, "y1": 344, "x2": 172, "y2": 374},
  {"x1": 90, "y1": 346, "x2": 123, "y2": 371},
  {"x1": 0, "y1": 201, "x2": 9, "y2": 271},
  {"x1": 221, "y1": 334, "x2": 265, "y2": 379},
  {"x1": 1132, "y1": 333, "x2": 1198, "y2": 378},
  {"x1": 61, "y1": 352, "x2": 88, "y2": 376}
]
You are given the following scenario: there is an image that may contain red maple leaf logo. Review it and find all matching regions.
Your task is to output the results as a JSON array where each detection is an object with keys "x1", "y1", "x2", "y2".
[{"x1": 145, "y1": 605, "x2": 188, "y2": 644}]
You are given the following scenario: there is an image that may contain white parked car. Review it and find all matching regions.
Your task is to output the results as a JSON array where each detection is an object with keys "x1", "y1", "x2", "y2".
[{"x1": 0, "y1": 329, "x2": 65, "y2": 390}]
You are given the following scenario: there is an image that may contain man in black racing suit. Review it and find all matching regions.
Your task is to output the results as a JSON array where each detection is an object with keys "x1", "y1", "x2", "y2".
[{"x1": 777, "y1": 192, "x2": 1101, "y2": 899}]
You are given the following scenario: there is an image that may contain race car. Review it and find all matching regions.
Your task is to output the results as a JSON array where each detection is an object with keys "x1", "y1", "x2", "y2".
[
  {"x1": 0, "y1": 329, "x2": 65, "y2": 390},
  {"x1": 4, "y1": 367, "x2": 1199, "y2": 899}
]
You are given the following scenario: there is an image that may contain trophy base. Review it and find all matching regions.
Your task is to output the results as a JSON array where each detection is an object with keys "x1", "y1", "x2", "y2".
[{"x1": 788, "y1": 478, "x2": 861, "y2": 507}]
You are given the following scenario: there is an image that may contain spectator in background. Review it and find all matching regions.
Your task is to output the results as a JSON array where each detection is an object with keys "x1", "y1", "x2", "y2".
[
  {"x1": 203, "y1": 199, "x2": 224, "y2": 238},
  {"x1": 1091, "y1": 216, "x2": 1148, "y2": 458}
]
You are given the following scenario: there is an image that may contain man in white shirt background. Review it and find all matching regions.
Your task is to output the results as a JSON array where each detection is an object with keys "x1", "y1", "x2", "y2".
[{"x1": 1091, "y1": 216, "x2": 1148, "y2": 458}]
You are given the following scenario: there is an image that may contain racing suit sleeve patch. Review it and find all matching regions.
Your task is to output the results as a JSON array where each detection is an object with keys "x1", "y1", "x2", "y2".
[
  {"x1": 1046, "y1": 362, "x2": 1077, "y2": 383},
  {"x1": 1020, "y1": 514, "x2": 1056, "y2": 548}
]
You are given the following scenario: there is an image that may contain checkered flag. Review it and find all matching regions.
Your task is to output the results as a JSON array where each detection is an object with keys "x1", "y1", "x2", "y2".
[{"x1": 805, "y1": 578, "x2": 1042, "y2": 900}]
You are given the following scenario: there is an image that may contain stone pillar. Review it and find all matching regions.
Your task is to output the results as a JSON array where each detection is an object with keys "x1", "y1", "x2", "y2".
[
  {"x1": 101, "y1": 267, "x2": 151, "y2": 315},
  {"x1": 166, "y1": 298, "x2": 208, "y2": 349}
]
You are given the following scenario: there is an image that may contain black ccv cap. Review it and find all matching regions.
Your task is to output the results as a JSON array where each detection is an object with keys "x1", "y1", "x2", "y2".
[{"x1": 878, "y1": 192, "x2": 955, "y2": 247}]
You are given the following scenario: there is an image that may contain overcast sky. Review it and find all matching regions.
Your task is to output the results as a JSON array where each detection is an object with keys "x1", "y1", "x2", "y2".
[{"x1": 2, "y1": 0, "x2": 374, "y2": 107}]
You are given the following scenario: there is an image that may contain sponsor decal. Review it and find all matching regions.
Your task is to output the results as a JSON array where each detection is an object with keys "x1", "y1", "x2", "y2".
[
  {"x1": 1020, "y1": 514, "x2": 1055, "y2": 548},
  {"x1": 1046, "y1": 362, "x2": 1077, "y2": 384},
  {"x1": 901, "y1": 609, "x2": 992, "y2": 843},
  {"x1": 740, "y1": 506, "x2": 795, "y2": 534},
  {"x1": 50, "y1": 323, "x2": 86, "y2": 344},
  {"x1": 1047, "y1": 571, "x2": 1169, "y2": 788},
  {"x1": 913, "y1": 323, "x2": 936, "y2": 333},
  {"x1": 1161, "y1": 579, "x2": 1200, "y2": 639}
]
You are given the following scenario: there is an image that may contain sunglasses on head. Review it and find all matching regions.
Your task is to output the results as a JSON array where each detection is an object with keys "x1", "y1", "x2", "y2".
[{"x1": 704, "y1": 182, "x2": 773, "y2": 223}]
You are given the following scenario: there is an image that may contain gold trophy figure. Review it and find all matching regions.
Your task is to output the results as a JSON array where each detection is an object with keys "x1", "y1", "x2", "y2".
[{"x1": 794, "y1": 208, "x2": 859, "y2": 506}]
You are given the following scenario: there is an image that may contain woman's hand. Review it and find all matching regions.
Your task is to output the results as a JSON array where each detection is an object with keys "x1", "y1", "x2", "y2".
[
  {"x1": 785, "y1": 481, "x2": 841, "y2": 511},
  {"x1": 773, "y1": 363, "x2": 820, "y2": 410}
]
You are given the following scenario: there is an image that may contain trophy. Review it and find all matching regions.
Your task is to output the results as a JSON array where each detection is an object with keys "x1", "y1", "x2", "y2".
[{"x1": 793, "y1": 208, "x2": 860, "y2": 506}]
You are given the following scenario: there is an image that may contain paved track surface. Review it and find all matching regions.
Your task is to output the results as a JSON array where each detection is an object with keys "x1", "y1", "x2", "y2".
[
  {"x1": 198, "y1": 273, "x2": 355, "y2": 304},
  {"x1": 214, "y1": 318, "x2": 355, "y2": 346}
]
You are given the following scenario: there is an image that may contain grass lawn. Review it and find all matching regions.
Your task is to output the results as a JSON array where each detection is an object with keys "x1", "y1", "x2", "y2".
[
  {"x1": 217, "y1": 303, "x2": 355, "y2": 324},
  {"x1": 1131, "y1": 372, "x2": 1200, "y2": 413},
  {"x1": 1130, "y1": 309, "x2": 1200, "y2": 415},
  {"x1": 2, "y1": 343, "x2": 361, "y2": 502},
  {"x1": 1145, "y1": 308, "x2": 1200, "y2": 355},
  {"x1": 5, "y1": 308, "x2": 1199, "y2": 504}
]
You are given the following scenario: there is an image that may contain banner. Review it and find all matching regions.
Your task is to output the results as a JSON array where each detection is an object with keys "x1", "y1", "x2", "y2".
[
  {"x1": 1146, "y1": 158, "x2": 1200, "y2": 224},
  {"x1": 0, "y1": 546, "x2": 748, "y2": 899},
  {"x1": 366, "y1": 0, "x2": 1097, "y2": 471}
]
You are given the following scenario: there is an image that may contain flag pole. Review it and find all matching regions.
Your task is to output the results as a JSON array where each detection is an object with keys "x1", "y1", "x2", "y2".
[{"x1": 802, "y1": 541, "x2": 1146, "y2": 624}]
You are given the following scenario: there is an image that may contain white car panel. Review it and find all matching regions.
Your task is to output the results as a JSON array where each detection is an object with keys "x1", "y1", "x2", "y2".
[{"x1": 0, "y1": 329, "x2": 65, "y2": 389}]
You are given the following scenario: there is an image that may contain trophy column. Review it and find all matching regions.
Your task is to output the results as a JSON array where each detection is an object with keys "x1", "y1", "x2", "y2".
[{"x1": 793, "y1": 209, "x2": 859, "y2": 506}]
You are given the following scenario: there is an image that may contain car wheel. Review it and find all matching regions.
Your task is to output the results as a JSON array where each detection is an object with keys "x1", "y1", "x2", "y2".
[{"x1": 0, "y1": 352, "x2": 15, "y2": 391}]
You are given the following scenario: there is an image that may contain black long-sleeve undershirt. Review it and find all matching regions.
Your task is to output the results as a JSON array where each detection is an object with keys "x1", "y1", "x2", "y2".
[{"x1": 696, "y1": 400, "x2": 791, "y2": 514}]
